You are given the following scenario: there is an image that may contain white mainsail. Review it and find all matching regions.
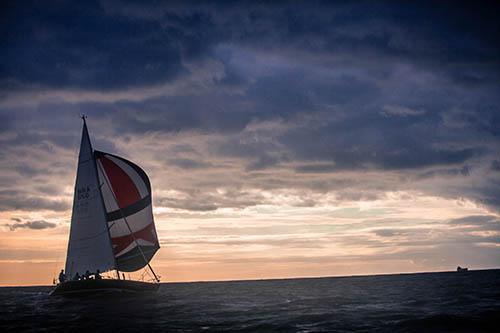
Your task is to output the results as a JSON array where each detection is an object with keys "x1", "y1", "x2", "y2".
[{"x1": 64, "y1": 120, "x2": 116, "y2": 278}]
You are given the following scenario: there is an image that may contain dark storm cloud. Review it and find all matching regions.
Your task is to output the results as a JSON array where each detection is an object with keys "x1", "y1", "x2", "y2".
[
  {"x1": 168, "y1": 158, "x2": 213, "y2": 170},
  {"x1": 0, "y1": 1, "x2": 187, "y2": 91},
  {"x1": 491, "y1": 160, "x2": 500, "y2": 172},
  {"x1": 0, "y1": 190, "x2": 70, "y2": 212},
  {"x1": 449, "y1": 215, "x2": 496, "y2": 225},
  {"x1": 295, "y1": 163, "x2": 338, "y2": 174},
  {"x1": 4, "y1": 218, "x2": 57, "y2": 231},
  {"x1": 2, "y1": 1, "x2": 499, "y2": 91},
  {"x1": 110, "y1": 94, "x2": 255, "y2": 133},
  {"x1": 448, "y1": 215, "x2": 500, "y2": 232},
  {"x1": 415, "y1": 166, "x2": 471, "y2": 180},
  {"x1": 155, "y1": 188, "x2": 265, "y2": 212},
  {"x1": 1, "y1": 0, "x2": 500, "y2": 212}
]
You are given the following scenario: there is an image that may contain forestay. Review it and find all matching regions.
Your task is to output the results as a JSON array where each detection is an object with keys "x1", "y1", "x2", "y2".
[
  {"x1": 65, "y1": 122, "x2": 116, "y2": 278},
  {"x1": 95, "y1": 151, "x2": 160, "y2": 272}
]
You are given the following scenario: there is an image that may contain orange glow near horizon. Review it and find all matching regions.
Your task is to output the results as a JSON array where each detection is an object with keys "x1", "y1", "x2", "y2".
[{"x1": 1, "y1": 192, "x2": 499, "y2": 286}]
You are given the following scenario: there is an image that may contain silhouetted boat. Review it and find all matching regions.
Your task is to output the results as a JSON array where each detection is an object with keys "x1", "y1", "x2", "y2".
[
  {"x1": 51, "y1": 279, "x2": 159, "y2": 295},
  {"x1": 51, "y1": 116, "x2": 160, "y2": 296},
  {"x1": 457, "y1": 266, "x2": 469, "y2": 272}
]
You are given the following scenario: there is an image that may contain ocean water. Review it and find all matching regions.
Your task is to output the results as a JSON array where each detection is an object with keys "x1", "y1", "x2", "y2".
[{"x1": 1, "y1": 270, "x2": 499, "y2": 332}]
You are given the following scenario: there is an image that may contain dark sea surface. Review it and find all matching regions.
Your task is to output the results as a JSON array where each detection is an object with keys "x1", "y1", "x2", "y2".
[{"x1": 1, "y1": 269, "x2": 499, "y2": 332}]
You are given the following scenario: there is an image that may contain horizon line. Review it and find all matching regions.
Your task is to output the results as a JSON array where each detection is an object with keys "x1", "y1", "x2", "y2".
[{"x1": 2, "y1": 267, "x2": 499, "y2": 288}]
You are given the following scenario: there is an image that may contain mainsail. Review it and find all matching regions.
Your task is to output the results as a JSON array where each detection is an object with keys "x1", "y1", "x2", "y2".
[
  {"x1": 95, "y1": 151, "x2": 160, "y2": 272},
  {"x1": 65, "y1": 121, "x2": 116, "y2": 278}
]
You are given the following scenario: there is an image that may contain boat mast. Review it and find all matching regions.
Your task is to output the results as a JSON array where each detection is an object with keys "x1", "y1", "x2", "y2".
[
  {"x1": 82, "y1": 114, "x2": 120, "y2": 279},
  {"x1": 96, "y1": 157, "x2": 160, "y2": 283}
]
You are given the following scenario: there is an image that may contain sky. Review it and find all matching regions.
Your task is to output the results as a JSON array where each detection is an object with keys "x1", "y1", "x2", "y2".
[{"x1": 1, "y1": 0, "x2": 499, "y2": 286}]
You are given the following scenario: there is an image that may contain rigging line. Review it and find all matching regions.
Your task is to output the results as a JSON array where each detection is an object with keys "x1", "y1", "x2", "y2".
[
  {"x1": 96, "y1": 159, "x2": 160, "y2": 283},
  {"x1": 51, "y1": 240, "x2": 66, "y2": 285}
]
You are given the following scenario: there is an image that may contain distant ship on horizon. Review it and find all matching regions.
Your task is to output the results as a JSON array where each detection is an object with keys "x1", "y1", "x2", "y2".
[{"x1": 457, "y1": 266, "x2": 469, "y2": 272}]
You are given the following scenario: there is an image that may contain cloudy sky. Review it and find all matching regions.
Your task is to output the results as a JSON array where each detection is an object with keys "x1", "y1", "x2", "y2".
[{"x1": 1, "y1": 0, "x2": 499, "y2": 285}]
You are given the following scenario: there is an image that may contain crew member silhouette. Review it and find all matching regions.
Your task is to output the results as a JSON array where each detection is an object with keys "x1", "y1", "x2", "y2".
[{"x1": 58, "y1": 269, "x2": 66, "y2": 283}]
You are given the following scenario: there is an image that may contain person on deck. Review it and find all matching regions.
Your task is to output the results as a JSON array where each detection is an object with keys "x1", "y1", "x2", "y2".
[
  {"x1": 73, "y1": 272, "x2": 81, "y2": 281},
  {"x1": 84, "y1": 270, "x2": 91, "y2": 280},
  {"x1": 58, "y1": 269, "x2": 66, "y2": 283},
  {"x1": 95, "y1": 270, "x2": 102, "y2": 280}
]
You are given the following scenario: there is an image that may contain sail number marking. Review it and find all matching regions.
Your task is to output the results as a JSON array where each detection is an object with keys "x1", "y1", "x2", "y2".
[{"x1": 77, "y1": 186, "x2": 91, "y2": 200}]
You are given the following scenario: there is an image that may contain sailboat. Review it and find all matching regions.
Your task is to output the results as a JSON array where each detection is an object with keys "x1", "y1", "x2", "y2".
[{"x1": 51, "y1": 116, "x2": 160, "y2": 295}]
